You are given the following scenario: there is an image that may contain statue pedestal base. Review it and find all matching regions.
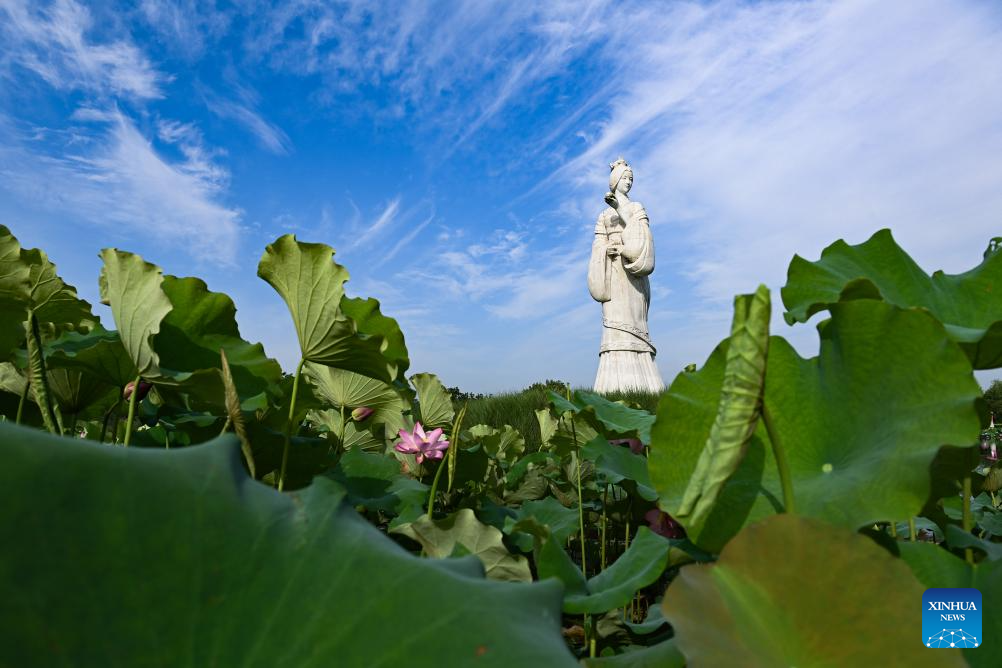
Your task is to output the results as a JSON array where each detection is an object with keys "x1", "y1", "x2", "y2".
[{"x1": 593, "y1": 351, "x2": 665, "y2": 393}]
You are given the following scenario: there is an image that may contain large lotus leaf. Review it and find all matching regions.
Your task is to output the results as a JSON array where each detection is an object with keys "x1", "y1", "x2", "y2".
[
  {"x1": 309, "y1": 408, "x2": 386, "y2": 452},
  {"x1": 0, "y1": 225, "x2": 29, "y2": 302},
  {"x1": 391, "y1": 509, "x2": 532, "y2": 582},
  {"x1": 548, "y1": 389, "x2": 656, "y2": 444},
  {"x1": 651, "y1": 301, "x2": 981, "y2": 551},
  {"x1": 676, "y1": 285, "x2": 769, "y2": 528},
  {"x1": 467, "y1": 423, "x2": 526, "y2": 464},
  {"x1": 581, "y1": 436, "x2": 657, "y2": 502},
  {"x1": 410, "y1": 372, "x2": 454, "y2": 431},
  {"x1": 650, "y1": 339, "x2": 779, "y2": 551},
  {"x1": 304, "y1": 363, "x2": 408, "y2": 435},
  {"x1": 899, "y1": 542, "x2": 1002, "y2": 667},
  {"x1": 246, "y1": 422, "x2": 332, "y2": 490},
  {"x1": 504, "y1": 496, "x2": 581, "y2": 552},
  {"x1": 665, "y1": 515, "x2": 963, "y2": 667},
  {"x1": 0, "y1": 226, "x2": 94, "y2": 358},
  {"x1": 764, "y1": 302, "x2": 980, "y2": 526},
  {"x1": 258, "y1": 235, "x2": 406, "y2": 383},
  {"x1": 341, "y1": 296, "x2": 410, "y2": 379},
  {"x1": 152, "y1": 275, "x2": 282, "y2": 407},
  {"x1": 783, "y1": 228, "x2": 1002, "y2": 368},
  {"x1": 46, "y1": 368, "x2": 117, "y2": 420},
  {"x1": 546, "y1": 410, "x2": 600, "y2": 458},
  {"x1": 21, "y1": 247, "x2": 97, "y2": 339},
  {"x1": 0, "y1": 362, "x2": 26, "y2": 397},
  {"x1": 44, "y1": 329, "x2": 136, "y2": 389},
  {"x1": 0, "y1": 226, "x2": 28, "y2": 360},
  {"x1": 530, "y1": 521, "x2": 673, "y2": 614},
  {"x1": 329, "y1": 448, "x2": 429, "y2": 520},
  {"x1": 99, "y1": 249, "x2": 172, "y2": 377},
  {"x1": 583, "y1": 639, "x2": 685, "y2": 668},
  {"x1": 0, "y1": 423, "x2": 576, "y2": 666}
]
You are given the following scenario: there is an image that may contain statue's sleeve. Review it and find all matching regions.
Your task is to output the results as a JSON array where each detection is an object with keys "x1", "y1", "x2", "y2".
[
  {"x1": 588, "y1": 213, "x2": 611, "y2": 302},
  {"x1": 622, "y1": 202, "x2": 655, "y2": 276}
]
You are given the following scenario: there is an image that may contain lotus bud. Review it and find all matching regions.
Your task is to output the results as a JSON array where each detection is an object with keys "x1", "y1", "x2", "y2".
[
  {"x1": 123, "y1": 380, "x2": 152, "y2": 402},
  {"x1": 610, "y1": 438, "x2": 644, "y2": 455},
  {"x1": 351, "y1": 406, "x2": 374, "y2": 421}
]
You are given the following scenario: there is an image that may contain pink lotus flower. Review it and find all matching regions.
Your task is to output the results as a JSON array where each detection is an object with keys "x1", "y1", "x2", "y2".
[
  {"x1": 610, "y1": 438, "x2": 644, "y2": 455},
  {"x1": 395, "y1": 422, "x2": 450, "y2": 465},
  {"x1": 351, "y1": 406, "x2": 374, "y2": 421},
  {"x1": 645, "y1": 509, "x2": 686, "y2": 539}
]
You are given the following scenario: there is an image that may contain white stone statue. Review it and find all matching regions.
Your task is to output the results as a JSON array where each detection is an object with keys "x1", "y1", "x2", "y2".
[{"x1": 588, "y1": 158, "x2": 666, "y2": 393}]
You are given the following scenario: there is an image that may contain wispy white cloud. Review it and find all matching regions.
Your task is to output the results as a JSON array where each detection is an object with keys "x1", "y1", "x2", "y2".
[
  {"x1": 139, "y1": 0, "x2": 232, "y2": 61},
  {"x1": 350, "y1": 197, "x2": 401, "y2": 250},
  {"x1": 0, "y1": 0, "x2": 164, "y2": 99},
  {"x1": 0, "y1": 110, "x2": 240, "y2": 263},
  {"x1": 201, "y1": 86, "x2": 292, "y2": 155},
  {"x1": 380, "y1": 213, "x2": 435, "y2": 267}
]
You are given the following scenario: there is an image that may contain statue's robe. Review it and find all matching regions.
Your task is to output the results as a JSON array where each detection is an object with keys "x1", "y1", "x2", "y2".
[{"x1": 588, "y1": 201, "x2": 665, "y2": 393}]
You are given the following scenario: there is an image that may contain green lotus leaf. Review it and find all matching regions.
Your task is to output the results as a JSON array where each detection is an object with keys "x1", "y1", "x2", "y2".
[
  {"x1": 21, "y1": 246, "x2": 97, "y2": 340},
  {"x1": 580, "y1": 436, "x2": 657, "y2": 502},
  {"x1": 0, "y1": 225, "x2": 30, "y2": 302},
  {"x1": 153, "y1": 275, "x2": 282, "y2": 408},
  {"x1": 0, "y1": 422, "x2": 576, "y2": 666},
  {"x1": 340, "y1": 295, "x2": 410, "y2": 379},
  {"x1": 99, "y1": 249, "x2": 172, "y2": 378},
  {"x1": 547, "y1": 389, "x2": 656, "y2": 444},
  {"x1": 257, "y1": 235, "x2": 406, "y2": 383},
  {"x1": 467, "y1": 423, "x2": 526, "y2": 464},
  {"x1": 304, "y1": 363, "x2": 408, "y2": 435},
  {"x1": 411, "y1": 372, "x2": 455, "y2": 431},
  {"x1": 582, "y1": 639, "x2": 685, "y2": 668},
  {"x1": 309, "y1": 408, "x2": 386, "y2": 452},
  {"x1": 649, "y1": 338, "x2": 778, "y2": 551},
  {"x1": 504, "y1": 495, "x2": 580, "y2": 552},
  {"x1": 0, "y1": 228, "x2": 28, "y2": 361},
  {"x1": 676, "y1": 285, "x2": 769, "y2": 528},
  {"x1": 899, "y1": 541, "x2": 1002, "y2": 667},
  {"x1": 44, "y1": 328, "x2": 136, "y2": 389},
  {"x1": 45, "y1": 367, "x2": 117, "y2": 421},
  {"x1": 782, "y1": 228, "x2": 1002, "y2": 368},
  {"x1": 530, "y1": 522, "x2": 672, "y2": 614},
  {"x1": 663, "y1": 514, "x2": 963, "y2": 667},
  {"x1": 329, "y1": 448, "x2": 428, "y2": 519},
  {"x1": 391, "y1": 509, "x2": 532, "y2": 582},
  {"x1": 651, "y1": 301, "x2": 981, "y2": 551},
  {"x1": 0, "y1": 226, "x2": 96, "y2": 359}
]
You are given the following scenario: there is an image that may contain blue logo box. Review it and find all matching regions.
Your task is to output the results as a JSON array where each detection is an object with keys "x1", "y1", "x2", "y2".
[{"x1": 923, "y1": 588, "x2": 981, "y2": 649}]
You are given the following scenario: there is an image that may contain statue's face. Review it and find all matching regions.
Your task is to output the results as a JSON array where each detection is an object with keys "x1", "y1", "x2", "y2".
[{"x1": 617, "y1": 170, "x2": 633, "y2": 194}]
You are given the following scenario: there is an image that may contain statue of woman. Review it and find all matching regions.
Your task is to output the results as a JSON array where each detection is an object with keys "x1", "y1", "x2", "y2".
[{"x1": 587, "y1": 158, "x2": 665, "y2": 393}]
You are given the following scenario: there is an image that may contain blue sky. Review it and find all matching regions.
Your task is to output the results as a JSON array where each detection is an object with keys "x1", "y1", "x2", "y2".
[{"x1": 2, "y1": 0, "x2": 1002, "y2": 393}]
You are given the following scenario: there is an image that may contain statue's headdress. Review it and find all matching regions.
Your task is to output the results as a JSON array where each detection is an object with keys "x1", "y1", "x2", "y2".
[{"x1": 609, "y1": 157, "x2": 631, "y2": 192}]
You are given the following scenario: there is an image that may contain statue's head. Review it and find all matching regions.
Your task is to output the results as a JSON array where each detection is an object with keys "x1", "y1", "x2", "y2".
[{"x1": 609, "y1": 158, "x2": 633, "y2": 195}]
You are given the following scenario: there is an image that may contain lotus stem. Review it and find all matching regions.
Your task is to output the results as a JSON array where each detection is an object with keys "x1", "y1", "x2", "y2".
[
  {"x1": 26, "y1": 310, "x2": 59, "y2": 434},
  {"x1": 427, "y1": 458, "x2": 446, "y2": 517},
  {"x1": 908, "y1": 517, "x2": 916, "y2": 542},
  {"x1": 278, "y1": 358, "x2": 306, "y2": 492},
  {"x1": 446, "y1": 402, "x2": 468, "y2": 493},
  {"x1": 219, "y1": 415, "x2": 232, "y2": 436},
  {"x1": 123, "y1": 374, "x2": 141, "y2": 447},
  {"x1": 963, "y1": 454, "x2": 974, "y2": 564},
  {"x1": 15, "y1": 378, "x2": 29, "y2": 425},
  {"x1": 890, "y1": 521, "x2": 898, "y2": 539},
  {"x1": 601, "y1": 484, "x2": 608, "y2": 571},
  {"x1": 338, "y1": 403, "x2": 346, "y2": 454},
  {"x1": 762, "y1": 403, "x2": 795, "y2": 514}
]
